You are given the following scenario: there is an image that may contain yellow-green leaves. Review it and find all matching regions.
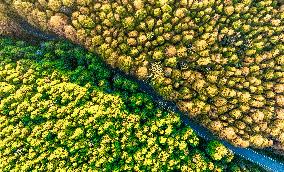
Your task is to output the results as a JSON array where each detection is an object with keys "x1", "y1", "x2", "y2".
[
  {"x1": 4, "y1": 0, "x2": 283, "y2": 152},
  {"x1": 0, "y1": 38, "x2": 266, "y2": 171},
  {"x1": 206, "y1": 141, "x2": 231, "y2": 161},
  {"x1": 78, "y1": 15, "x2": 95, "y2": 29},
  {"x1": 48, "y1": 0, "x2": 62, "y2": 11}
]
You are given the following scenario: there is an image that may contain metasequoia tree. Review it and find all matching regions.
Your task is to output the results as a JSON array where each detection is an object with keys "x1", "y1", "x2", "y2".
[{"x1": 2, "y1": 0, "x2": 284, "y2": 149}]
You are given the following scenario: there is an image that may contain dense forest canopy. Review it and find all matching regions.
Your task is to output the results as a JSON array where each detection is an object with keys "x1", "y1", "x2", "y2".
[
  {"x1": 0, "y1": 38, "x2": 264, "y2": 171},
  {"x1": 2, "y1": 0, "x2": 283, "y2": 149},
  {"x1": 0, "y1": 0, "x2": 283, "y2": 171}
]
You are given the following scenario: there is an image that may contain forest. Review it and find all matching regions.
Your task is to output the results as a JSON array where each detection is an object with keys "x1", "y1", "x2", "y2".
[{"x1": 0, "y1": 0, "x2": 283, "y2": 171}]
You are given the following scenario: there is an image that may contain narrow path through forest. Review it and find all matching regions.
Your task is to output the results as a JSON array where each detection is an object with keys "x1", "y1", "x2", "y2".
[
  {"x1": 115, "y1": 68, "x2": 284, "y2": 172},
  {"x1": 13, "y1": 16, "x2": 284, "y2": 172}
]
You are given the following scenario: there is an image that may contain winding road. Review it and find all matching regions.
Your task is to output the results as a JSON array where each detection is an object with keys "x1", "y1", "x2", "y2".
[
  {"x1": 7, "y1": 12, "x2": 284, "y2": 172},
  {"x1": 115, "y1": 69, "x2": 284, "y2": 172}
]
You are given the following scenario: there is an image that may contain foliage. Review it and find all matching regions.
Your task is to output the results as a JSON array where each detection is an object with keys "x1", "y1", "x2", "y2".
[
  {"x1": 0, "y1": 3, "x2": 23, "y2": 38},
  {"x1": 4, "y1": 0, "x2": 284, "y2": 149},
  {"x1": 206, "y1": 141, "x2": 233, "y2": 161},
  {"x1": 0, "y1": 38, "x2": 264, "y2": 171}
]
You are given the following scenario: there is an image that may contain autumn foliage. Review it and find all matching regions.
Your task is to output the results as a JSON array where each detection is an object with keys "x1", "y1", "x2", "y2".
[{"x1": 3, "y1": 0, "x2": 284, "y2": 148}]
